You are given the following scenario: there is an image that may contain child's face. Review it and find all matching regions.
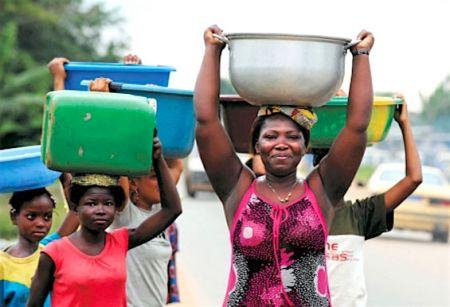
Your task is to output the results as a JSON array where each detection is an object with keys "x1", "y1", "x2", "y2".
[
  {"x1": 12, "y1": 195, "x2": 53, "y2": 243},
  {"x1": 130, "y1": 159, "x2": 183, "y2": 207},
  {"x1": 77, "y1": 187, "x2": 116, "y2": 231},
  {"x1": 131, "y1": 170, "x2": 160, "y2": 206}
]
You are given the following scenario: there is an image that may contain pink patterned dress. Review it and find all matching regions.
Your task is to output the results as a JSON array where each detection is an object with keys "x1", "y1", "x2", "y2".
[{"x1": 224, "y1": 180, "x2": 331, "y2": 307}]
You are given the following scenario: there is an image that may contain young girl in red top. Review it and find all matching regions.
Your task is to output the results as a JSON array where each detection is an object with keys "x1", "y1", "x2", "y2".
[{"x1": 27, "y1": 135, "x2": 182, "y2": 307}]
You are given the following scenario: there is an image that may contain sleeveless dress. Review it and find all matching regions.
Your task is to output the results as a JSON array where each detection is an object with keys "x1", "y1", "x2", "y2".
[
  {"x1": 224, "y1": 180, "x2": 331, "y2": 307},
  {"x1": 43, "y1": 228, "x2": 129, "y2": 307}
]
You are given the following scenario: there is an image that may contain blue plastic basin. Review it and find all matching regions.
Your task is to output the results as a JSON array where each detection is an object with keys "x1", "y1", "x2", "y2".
[
  {"x1": 81, "y1": 81, "x2": 195, "y2": 158},
  {"x1": 0, "y1": 146, "x2": 61, "y2": 193},
  {"x1": 64, "y1": 62, "x2": 176, "y2": 90}
]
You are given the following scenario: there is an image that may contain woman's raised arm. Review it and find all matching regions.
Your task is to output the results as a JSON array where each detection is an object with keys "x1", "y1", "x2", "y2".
[
  {"x1": 194, "y1": 25, "x2": 251, "y2": 203},
  {"x1": 314, "y1": 30, "x2": 375, "y2": 205},
  {"x1": 384, "y1": 100, "x2": 422, "y2": 211}
]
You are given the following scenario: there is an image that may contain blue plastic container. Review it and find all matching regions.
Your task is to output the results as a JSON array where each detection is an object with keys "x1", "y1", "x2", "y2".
[
  {"x1": 0, "y1": 146, "x2": 61, "y2": 193},
  {"x1": 64, "y1": 62, "x2": 176, "y2": 90},
  {"x1": 81, "y1": 81, "x2": 195, "y2": 158}
]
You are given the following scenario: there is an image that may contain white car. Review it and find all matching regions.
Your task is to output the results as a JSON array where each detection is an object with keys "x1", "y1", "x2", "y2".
[{"x1": 367, "y1": 163, "x2": 450, "y2": 242}]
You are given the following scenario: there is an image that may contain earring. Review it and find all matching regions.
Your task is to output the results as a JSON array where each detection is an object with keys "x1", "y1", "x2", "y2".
[{"x1": 130, "y1": 189, "x2": 140, "y2": 205}]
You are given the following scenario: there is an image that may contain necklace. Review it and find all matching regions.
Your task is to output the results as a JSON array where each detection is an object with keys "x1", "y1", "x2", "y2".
[{"x1": 265, "y1": 178, "x2": 298, "y2": 203}]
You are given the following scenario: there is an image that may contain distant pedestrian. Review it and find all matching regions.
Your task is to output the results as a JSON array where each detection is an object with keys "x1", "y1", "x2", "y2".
[{"x1": 325, "y1": 97, "x2": 422, "y2": 307}]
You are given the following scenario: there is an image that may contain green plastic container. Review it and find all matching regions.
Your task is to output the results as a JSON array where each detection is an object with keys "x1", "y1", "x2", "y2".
[
  {"x1": 220, "y1": 95, "x2": 402, "y2": 152},
  {"x1": 41, "y1": 91, "x2": 156, "y2": 176},
  {"x1": 310, "y1": 96, "x2": 402, "y2": 148}
]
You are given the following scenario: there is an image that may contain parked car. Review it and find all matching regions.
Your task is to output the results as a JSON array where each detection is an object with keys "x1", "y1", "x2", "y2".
[
  {"x1": 184, "y1": 145, "x2": 212, "y2": 197},
  {"x1": 436, "y1": 152, "x2": 450, "y2": 179},
  {"x1": 184, "y1": 145, "x2": 255, "y2": 198},
  {"x1": 185, "y1": 145, "x2": 251, "y2": 197},
  {"x1": 361, "y1": 147, "x2": 391, "y2": 166},
  {"x1": 367, "y1": 163, "x2": 450, "y2": 242}
]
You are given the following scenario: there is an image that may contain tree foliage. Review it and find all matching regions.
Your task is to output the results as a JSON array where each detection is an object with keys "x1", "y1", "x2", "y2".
[
  {"x1": 0, "y1": 0, "x2": 127, "y2": 148},
  {"x1": 421, "y1": 75, "x2": 450, "y2": 132}
]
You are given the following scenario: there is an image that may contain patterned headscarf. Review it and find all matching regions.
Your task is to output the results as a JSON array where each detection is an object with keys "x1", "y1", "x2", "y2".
[
  {"x1": 257, "y1": 106, "x2": 318, "y2": 130},
  {"x1": 71, "y1": 174, "x2": 119, "y2": 187}
]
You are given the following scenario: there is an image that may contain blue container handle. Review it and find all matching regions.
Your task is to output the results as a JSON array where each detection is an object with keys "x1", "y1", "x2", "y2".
[
  {"x1": 109, "y1": 82, "x2": 123, "y2": 92},
  {"x1": 80, "y1": 80, "x2": 193, "y2": 96}
]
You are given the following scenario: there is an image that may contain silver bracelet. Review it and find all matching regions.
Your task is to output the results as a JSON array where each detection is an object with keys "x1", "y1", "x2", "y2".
[{"x1": 351, "y1": 49, "x2": 370, "y2": 56}]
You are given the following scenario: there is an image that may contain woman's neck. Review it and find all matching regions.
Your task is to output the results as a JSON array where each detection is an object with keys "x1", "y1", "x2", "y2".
[
  {"x1": 265, "y1": 171, "x2": 298, "y2": 188},
  {"x1": 7, "y1": 235, "x2": 40, "y2": 257}
]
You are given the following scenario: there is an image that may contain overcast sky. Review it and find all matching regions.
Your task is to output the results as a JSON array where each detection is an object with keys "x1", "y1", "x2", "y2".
[{"x1": 102, "y1": 0, "x2": 449, "y2": 112}]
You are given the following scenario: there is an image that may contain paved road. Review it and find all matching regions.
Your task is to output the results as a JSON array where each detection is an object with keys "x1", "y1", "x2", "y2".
[
  {"x1": 3, "y1": 183, "x2": 446, "y2": 306},
  {"x1": 364, "y1": 234, "x2": 450, "y2": 307},
  {"x1": 173, "y1": 189, "x2": 450, "y2": 307}
]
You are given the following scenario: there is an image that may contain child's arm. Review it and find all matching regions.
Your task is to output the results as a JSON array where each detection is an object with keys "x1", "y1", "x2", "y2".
[
  {"x1": 384, "y1": 98, "x2": 422, "y2": 212},
  {"x1": 40, "y1": 211, "x2": 79, "y2": 245},
  {"x1": 312, "y1": 30, "x2": 375, "y2": 205},
  {"x1": 26, "y1": 254, "x2": 55, "y2": 307},
  {"x1": 128, "y1": 136, "x2": 182, "y2": 249},
  {"x1": 167, "y1": 158, "x2": 184, "y2": 184},
  {"x1": 194, "y1": 25, "x2": 251, "y2": 203},
  {"x1": 55, "y1": 211, "x2": 79, "y2": 237},
  {"x1": 55, "y1": 173, "x2": 79, "y2": 237},
  {"x1": 48, "y1": 57, "x2": 69, "y2": 91},
  {"x1": 39, "y1": 174, "x2": 79, "y2": 245}
]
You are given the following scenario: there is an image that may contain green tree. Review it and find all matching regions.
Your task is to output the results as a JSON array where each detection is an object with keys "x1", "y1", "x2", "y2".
[
  {"x1": 421, "y1": 75, "x2": 450, "y2": 132},
  {"x1": 0, "y1": 0, "x2": 127, "y2": 149}
]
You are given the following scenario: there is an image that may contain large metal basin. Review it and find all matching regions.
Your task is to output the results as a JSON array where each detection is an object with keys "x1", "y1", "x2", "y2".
[{"x1": 223, "y1": 33, "x2": 352, "y2": 107}]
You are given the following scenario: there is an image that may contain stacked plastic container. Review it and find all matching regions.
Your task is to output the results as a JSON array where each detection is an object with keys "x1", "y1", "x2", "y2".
[
  {"x1": 40, "y1": 61, "x2": 194, "y2": 176},
  {"x1": 80, "y1": 81, "x2": 195, "y2": 158},
  {"x1": 0, "y1": 146, "x2": 61, "y2": 193},
  {"x1": 41, "y1": 90, "x2": 157, "y2": 176},
  {"x1": 64, "y1": 62, "x2": 175, "y2": 90}
]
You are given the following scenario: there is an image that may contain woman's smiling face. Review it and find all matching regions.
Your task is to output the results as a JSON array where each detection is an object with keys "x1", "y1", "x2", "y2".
[{"x1": 255, "y1": 114, "x2": 306, "y2": 176}]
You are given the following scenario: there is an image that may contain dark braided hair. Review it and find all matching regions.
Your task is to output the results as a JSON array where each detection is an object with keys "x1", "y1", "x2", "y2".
[{"x1": 9, "y1": 188, "x2": 56, "y2": 214}]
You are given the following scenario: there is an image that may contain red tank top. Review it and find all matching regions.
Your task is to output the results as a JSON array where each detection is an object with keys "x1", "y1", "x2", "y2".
[{"x1": 43, "y1": 228, "x2": 129, "y2": 307}]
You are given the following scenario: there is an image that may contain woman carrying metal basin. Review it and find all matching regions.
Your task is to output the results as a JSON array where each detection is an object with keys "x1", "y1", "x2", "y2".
[{"x1": 194, "y1": 25, "x2": 374, "y2": 306}]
